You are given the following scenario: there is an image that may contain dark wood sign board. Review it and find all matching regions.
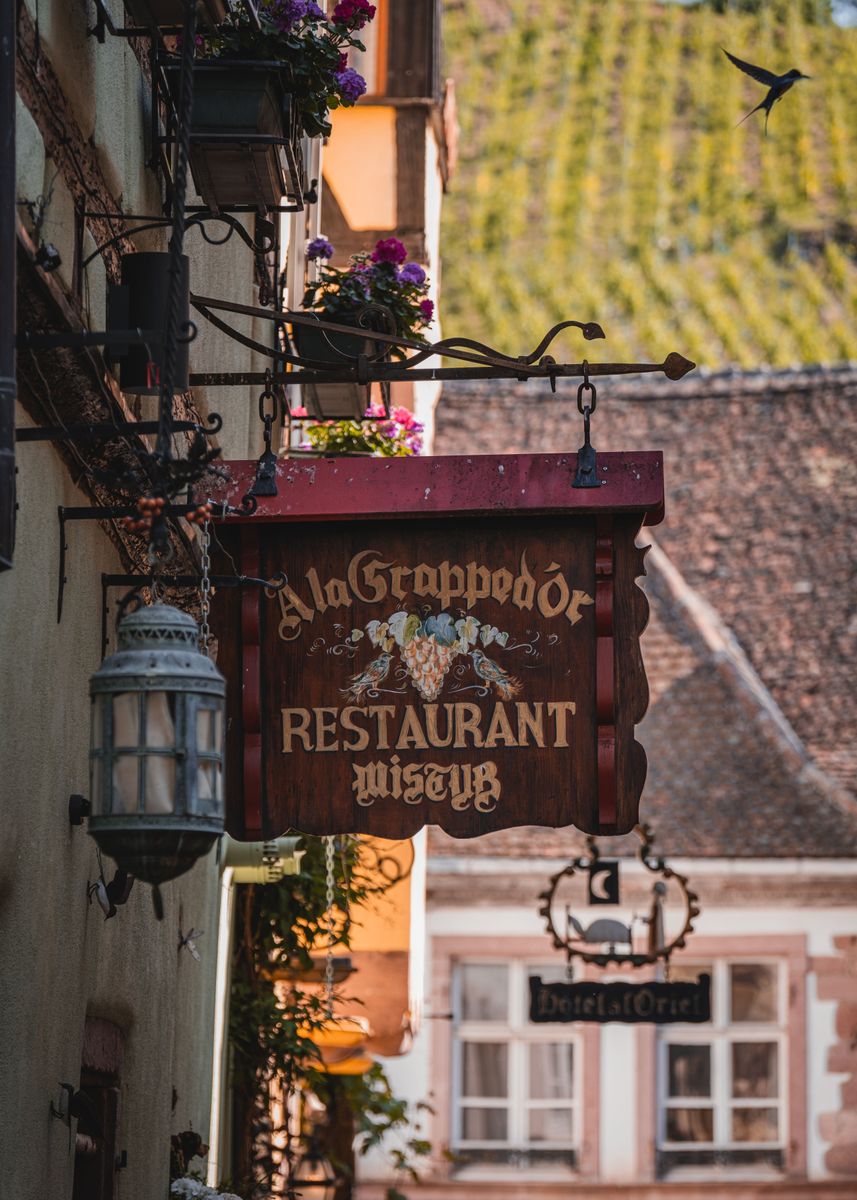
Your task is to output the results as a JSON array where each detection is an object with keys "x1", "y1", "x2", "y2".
[
  {"x1": 529, "y1": 975, "x2": 712, "y2": 1024},
  {"x1": 210, "y1": 452, "x2": 663, "y2": 841}
]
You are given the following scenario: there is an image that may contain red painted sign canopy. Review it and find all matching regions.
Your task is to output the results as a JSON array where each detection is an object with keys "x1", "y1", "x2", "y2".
[{"x1": 211, "y1": 452, "x2": 663, "y2": 841}]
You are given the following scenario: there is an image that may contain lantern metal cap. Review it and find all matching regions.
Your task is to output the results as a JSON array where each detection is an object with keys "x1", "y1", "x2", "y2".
[{"x1": 91, "y1": 603, "x2": 225, "y2": 695}]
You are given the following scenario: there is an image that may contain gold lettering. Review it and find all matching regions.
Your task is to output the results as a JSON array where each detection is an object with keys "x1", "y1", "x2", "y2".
[
  {"x1": 516, "y1": 702, "x2": 546, "y2": 747},
  {"x1": 340, "y1": 706, "x2": 370, "y2": 752},
  {"x1": 315, "y1": 707, "x2": 339, "y2": 752},
  {"x1": 474, "y1": 761, "x2": 501, "y2": 811},
  {"x1": 424, "y1": 704, "x2": 455, "y2": 748},
  {"x1": 413, "y1": 563, "x2": 438, "y2": 596},
  {"x1": 352, "y1": 762, "x2": 388, "y2": 806},
  {"x1": 396, "y1": 705, "x2": 429, "y2": 751},
  {"x1": 390, "y1": 564, "x2": 413, "y2": 600},
  {"x1": 389, "y1": 754, "x2": 403, "y2": 799},
  {"x1": 347, "y1": 550, "x2": 389, "y2": 603},
  {"x1": 276, "y1": 585, "x2": 314, "y2": 641},
  {"x1": 281, "y1": 707, "x2": 312, "y2": 752},
  {"x1": 425, "y1": 765, "x2": 450, "y2": 803},
  {"x1": 438, "y1": 561, "x2": 465, "y2": 609},
  {"x1": 491, "y1": 567, "x2": 513, "y2": 605},
  {"x1": 547, "y1": 701, "x2": 576, "y2": 747},
  {"x1": 403, "y1": 763, "x2": 424, "y2": 803},
  {"x1": 449, "y1": 763, "x2": 471, "y2": 810},
  {"x1": 537, "y1": 565, "x2": 570, "y2": 619},
  {"x1": 484, "y1": 702, "x2": 518, "y2": 748},
  {"x1": 454, "y1": 702, "x2": 485, "y2": 748},
  {"x1": 323, "y1": 576, "x2": 352, "y2": 610},
  {"x1": 512, "y1": 550, "x2": 536, "y2": 610},
  {"x1": 369, "y1": 705, "x2": 397, "y2": 749},
  {"x1": 306, "y1": 567, "x2": 327, "y2": 613},
  {"x1": 566, "y1": 589, "x2": 594, "y2": 625},
  {"x1": 465, "y1": 561, "x2": 491, "y2": 609}
]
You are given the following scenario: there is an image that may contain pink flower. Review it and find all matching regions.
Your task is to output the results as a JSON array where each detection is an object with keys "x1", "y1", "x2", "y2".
[
  {"x1": 419, "y1": 298, "x2": 434, "y2": 321},
  {"x1": 364, "y1": 402, "x2": 387, "y2": 419},
  {"x1": 391, "y1": 405, "x2": 417, "y2": 429},
  {"x1": 371, "y1": 237, "x2": 408, "y2": 266},
  {"x1": 290, "y1": 405, "x2": 308, "y2": 418}
]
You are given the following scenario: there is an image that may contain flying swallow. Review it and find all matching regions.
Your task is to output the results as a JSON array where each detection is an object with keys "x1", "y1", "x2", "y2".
[{"x1": 722, "y1": 48, "x2": 810, "y2": 135}]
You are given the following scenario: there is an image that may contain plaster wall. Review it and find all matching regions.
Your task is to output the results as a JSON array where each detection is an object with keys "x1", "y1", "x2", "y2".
[
  {"x1": 355, "y1": 885, "x2": 857, "y2": 1193},
  {"x1": 8, "y1": 3, "x2": 274, "y2": 1191},
  {"x1": 0, "y1": 408, "x2": 222, "y2": 1199}
]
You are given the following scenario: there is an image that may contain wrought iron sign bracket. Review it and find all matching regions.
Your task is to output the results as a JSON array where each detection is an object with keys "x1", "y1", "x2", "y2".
[
  {"x1": 186, "y1": 295, "x2": 696, "y2": 393},
  {"x1": 56, "y1": 497, "x2": 256, "y2": 624},
  {"x1": 15, "y1": 415, "x2": 221, "y2": 445},
  {"x1": 99, "y1": 569, "x2": 287, "y2": 658}
]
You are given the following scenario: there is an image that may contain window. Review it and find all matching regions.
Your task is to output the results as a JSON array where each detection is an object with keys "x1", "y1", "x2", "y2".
[
  {"x1": 452, "y1": 962, "x2": 577, "y2": 1172},
  {"x1": 658, "y1": 961, "x2": 785, "y2": 1177}
]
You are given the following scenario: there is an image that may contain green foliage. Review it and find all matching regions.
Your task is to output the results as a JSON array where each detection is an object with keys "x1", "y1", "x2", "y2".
[
  {"x1": 203, "y1": 5, "x2": 369, "y2": 137},
  {"x1": 302, "y1": 251, "x2": 433, "y2": 356},
  {"x1": 229, "y1": 837, "x2": 431, "y2": 1194},
  {"x1": 441, "y1": 0, "x2": 857, "y2": 368}
]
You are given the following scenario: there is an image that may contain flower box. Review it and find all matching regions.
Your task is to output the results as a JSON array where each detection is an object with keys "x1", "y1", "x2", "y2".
[
  {"x1": 164, "y1": 61, "x2": 304, "y2": 211},
  {"x1": 125, "y1": 0, "x2": 228, "y2": 28},
  {"x1": 293, "y1": 315, "x2": 388, "y2": 419}
]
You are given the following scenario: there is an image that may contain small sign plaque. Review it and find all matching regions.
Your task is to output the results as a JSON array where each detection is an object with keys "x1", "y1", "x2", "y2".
[{"x1": 528, "y1": 974, "x2": 712, "y2": 1024}]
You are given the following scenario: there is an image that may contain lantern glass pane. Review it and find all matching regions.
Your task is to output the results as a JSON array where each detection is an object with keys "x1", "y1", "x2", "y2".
[
  {"x1": 112, "y1": 756, "x2": 143, "y2": 813},
  {"x1": 113, "y1": 693, "x2": 141, "y2": 748},
  {"x1": 196, "y1": 762, "x2": 222, "y2": 810},
  {"x1": 91, "y1": 752, "x2": 104, "y2": 816},
  {"x1": 144, "y1": 756, "x2": 177, "y2": 813},
  {"x1": 196, "y1": 704, "x2": 222, "y2": 752},
  {"x1": 143, "y1": 692, "x2": 176, "y2": 749}
]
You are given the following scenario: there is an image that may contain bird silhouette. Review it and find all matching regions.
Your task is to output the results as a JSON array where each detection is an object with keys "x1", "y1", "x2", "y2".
[
  {"x1": 343, "y1": 651, "x2": 393, "y2": 703},
  {"x1": 470, "y1": 648, "x2": 521, "y2": 700},
  {"x1": 722, "y1": 48, "x2": 810, "y2": 135}
]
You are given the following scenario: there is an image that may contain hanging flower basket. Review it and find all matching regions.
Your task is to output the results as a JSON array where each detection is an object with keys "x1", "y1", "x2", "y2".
[{"x1": 164, "y1": 61, "x2": 304, "y2": 211}]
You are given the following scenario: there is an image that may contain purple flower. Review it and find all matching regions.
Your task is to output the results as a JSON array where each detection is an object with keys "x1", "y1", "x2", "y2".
[
  {"x1": 265, "y1": 0, "x2": 310, "y2": 31},
  {"x1": 418, "y1": 298, "x2": 434, "y2": 321},
  {"x1": 307, "y1": 236, "x2": 334, "y2": 260},
  {"x1": 305, "y1": 0, "x2": 325, "y2": 16},
  {"x1": 335, "y1": 67, "x2": 367, "y2": 104},
  {"x1": 371, "y1": 237, "x2": 408, "y2": 266},
  {"x1": 398, "y1": 262, "x2": 426, "y2": 286}
]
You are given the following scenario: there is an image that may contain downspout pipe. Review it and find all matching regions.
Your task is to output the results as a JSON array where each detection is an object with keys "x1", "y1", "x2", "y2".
[{"x1": 0, "y1": 0, "x2": 17, "y2": 570}]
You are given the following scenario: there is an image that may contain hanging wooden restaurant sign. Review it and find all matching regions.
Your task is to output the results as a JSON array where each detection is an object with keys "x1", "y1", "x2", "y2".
[
  {"x1": 210, "y1": 452, "x2": 663, "y2": 841},
  {"x1": 528, "y1": 975, "x2": 712, "y2": 1025}
]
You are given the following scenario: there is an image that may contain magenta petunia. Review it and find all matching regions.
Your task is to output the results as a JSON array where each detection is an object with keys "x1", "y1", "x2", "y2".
[
  {"x1": 371, "y1": 237, "x2": 408, "y2": 266},
  {"x1": 418, "y1": 298, "x2": 434, "y2": 321}
]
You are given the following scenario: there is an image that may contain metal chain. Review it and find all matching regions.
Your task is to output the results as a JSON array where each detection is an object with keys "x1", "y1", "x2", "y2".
[
  {"x1": 324, "y1": 836, "x2": 335, "y2": 1018},
  {"x1": 199, "y1": 518, "x2": 211, "y2": 654}
]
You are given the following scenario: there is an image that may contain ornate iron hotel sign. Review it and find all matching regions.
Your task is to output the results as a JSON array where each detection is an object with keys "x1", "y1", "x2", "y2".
[{"x1": 211, "y1": 452, "x2": 663, "y2": 840}]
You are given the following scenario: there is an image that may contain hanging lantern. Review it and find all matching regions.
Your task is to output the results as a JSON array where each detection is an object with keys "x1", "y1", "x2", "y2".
[
  {"x1": 88, "y1": 604, "x2": 226, "y2": 884},
  {"x1": 290, "y1": 1139, "x2": 338, "y2": 1200}
]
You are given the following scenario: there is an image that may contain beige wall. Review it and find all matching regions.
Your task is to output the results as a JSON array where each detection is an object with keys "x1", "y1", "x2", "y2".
[
  {"x1": 6, "y1": 0, "x2": 277, "y2": 1190},
  {"x1": 0, "y1": 407, "x2": 222, "y2": 1198}
]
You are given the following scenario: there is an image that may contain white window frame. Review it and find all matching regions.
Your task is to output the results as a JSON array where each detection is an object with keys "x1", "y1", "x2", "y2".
[
  {"x1": 658, "y1": 959, "x2": 787, "y2": 1170},
  {"x1": 451, "y1": 960, "x2": 580, "y2": 1171}
]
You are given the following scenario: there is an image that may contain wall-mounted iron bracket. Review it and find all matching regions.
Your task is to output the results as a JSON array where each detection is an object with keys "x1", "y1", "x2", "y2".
[
  {"x1": 16, "y1": 415, "x2": 220, "y2": 444},
  {"x1": 100, "y1": 568, "x2": 287, "y2": 657}
]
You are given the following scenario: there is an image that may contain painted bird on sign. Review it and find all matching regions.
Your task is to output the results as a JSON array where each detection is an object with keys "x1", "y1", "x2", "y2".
[
  {"x1": 471, "y1": 648, "x2": 522, "y2": 700},
  {"x1": 343, "y1": 651, "x2": 393, "y2": 703},
  {"x1": 722, "y1": 48, "x2": 810, "y2": 135}
]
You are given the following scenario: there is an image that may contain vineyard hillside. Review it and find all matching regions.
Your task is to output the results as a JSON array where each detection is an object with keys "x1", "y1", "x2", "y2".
[{"x1": 440, "y1": 0, "x2": 857, "y2": 368}]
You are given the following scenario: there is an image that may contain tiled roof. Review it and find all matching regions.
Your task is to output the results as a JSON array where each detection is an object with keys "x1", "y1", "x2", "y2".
[{"x1": 428, "y1": 367, "x2": 857, "y2": 859}]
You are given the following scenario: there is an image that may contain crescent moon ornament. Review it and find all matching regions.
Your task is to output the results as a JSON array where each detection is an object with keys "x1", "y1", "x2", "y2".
[{"x1": 538, "y1": 825, "x2": 701, "y2": 971}]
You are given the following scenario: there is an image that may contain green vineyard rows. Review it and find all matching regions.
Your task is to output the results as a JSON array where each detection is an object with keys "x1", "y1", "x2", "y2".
[{"x1": 440, "y1": 0, "x2": 857, "y2": 369}]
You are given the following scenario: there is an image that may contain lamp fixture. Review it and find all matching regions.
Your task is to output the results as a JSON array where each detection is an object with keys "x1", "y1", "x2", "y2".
[
  {"x1": 290, "y1": 1135, "x2": 338, "y2": 1200},
  {"x1": 87, "y1": 603, "x2": 226, "y2": 898}
]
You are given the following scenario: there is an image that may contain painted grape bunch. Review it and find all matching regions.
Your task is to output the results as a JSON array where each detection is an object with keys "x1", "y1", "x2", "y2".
[
  {"x1": 343, "y1": 609, "x2": 516, "y2": 704},
  {"x1": 401, "y1": 634, "x2": 457, "y2": 701}
]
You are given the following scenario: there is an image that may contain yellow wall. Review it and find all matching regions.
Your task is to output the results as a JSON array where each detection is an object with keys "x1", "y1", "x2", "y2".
[{"x1": 324, "y1": 107, "x2": 398, "y2": 231}]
